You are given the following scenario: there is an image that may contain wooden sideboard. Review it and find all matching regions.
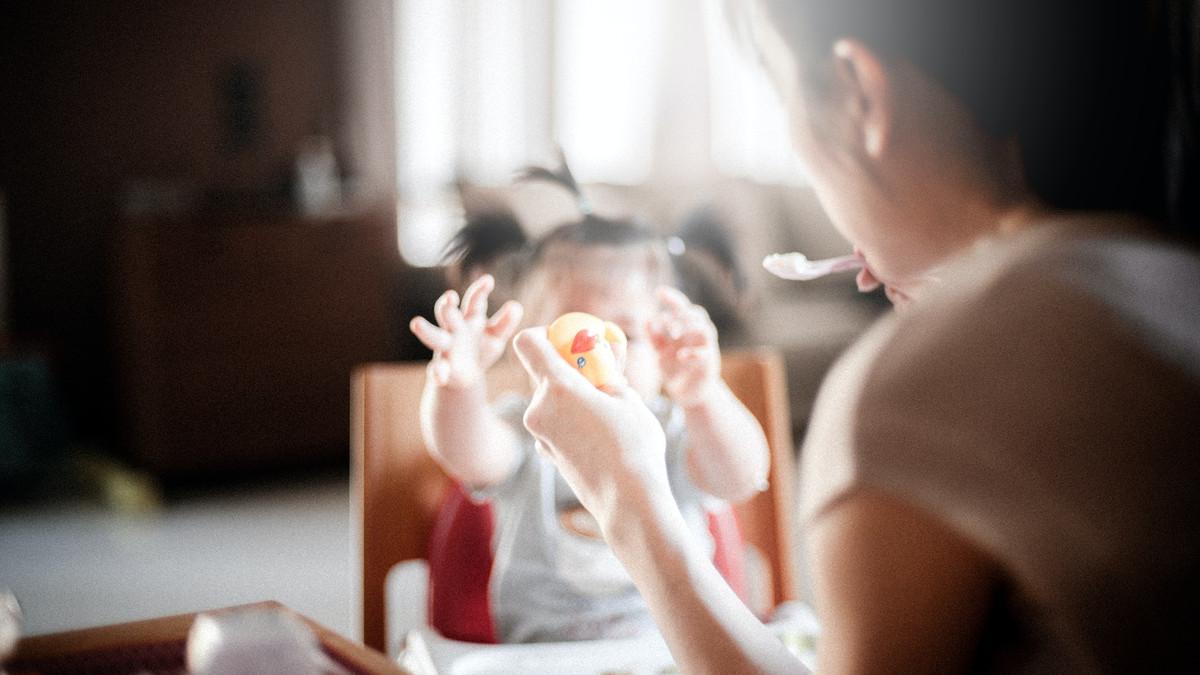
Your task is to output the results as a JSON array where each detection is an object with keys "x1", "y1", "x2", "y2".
[{"x1": 110, "y1": 213, "x2": 402, "y2": 478}]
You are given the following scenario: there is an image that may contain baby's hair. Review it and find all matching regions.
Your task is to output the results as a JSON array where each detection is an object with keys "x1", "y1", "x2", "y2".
[
  {"x1": 439, "y1": 153, "x2": 674, "y2": 323},
  {"x1": 670, "y1": 205, "x2": 749, "y2": 343},
  {"x1": 516, "y1": 149, "x2": 594, "y2": 217},
  {"x1": 675, "y1": 205, "x2": 746, "y2": 294},
  {"x1": 515, "y1": 152, "x2": 669, "y2": 276},
  {"x1": 440, "y1": 208, "x2": 529, "y2": 275},
  {"x1": 532, "y1": 216, "x2": 665, "y2": 265}
]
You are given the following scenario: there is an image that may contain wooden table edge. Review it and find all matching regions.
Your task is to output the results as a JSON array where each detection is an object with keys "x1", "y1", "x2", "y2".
[{"x1": 11, "y1": 600, "x2": 406, "y2": 675}]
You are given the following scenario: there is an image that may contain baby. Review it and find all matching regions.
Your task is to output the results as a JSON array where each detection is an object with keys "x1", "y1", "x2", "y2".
[{"x1": 409, "y1": 175, "x2": 769, "y2": 643}]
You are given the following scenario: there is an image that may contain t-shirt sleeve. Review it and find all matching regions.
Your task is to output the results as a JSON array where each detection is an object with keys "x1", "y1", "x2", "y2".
[
  {"x1": 800, "y1": 265, "x2": 1145, "y2": 565},
  {"x1": 799, "y1": 232, "x2": 1200, "y2": 670}
]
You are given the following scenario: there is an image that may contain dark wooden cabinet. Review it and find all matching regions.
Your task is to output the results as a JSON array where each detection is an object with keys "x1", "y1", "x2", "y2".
[{"x1": 111, "y1": 213, "x2": 400, "y2": 478}]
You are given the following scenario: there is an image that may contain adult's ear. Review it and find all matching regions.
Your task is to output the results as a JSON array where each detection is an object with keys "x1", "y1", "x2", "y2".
[{"x1": 831, "y1": 39, "x2": 893, "y2": 160}]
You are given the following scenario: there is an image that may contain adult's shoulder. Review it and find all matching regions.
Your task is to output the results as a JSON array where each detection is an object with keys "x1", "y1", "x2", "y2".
[
  {"x1": 800, "y1": 216, "x2": 1200, "y2": 524},
  {"x1": 868, "y1": 216, "x2": 1200, "y2": 396}
]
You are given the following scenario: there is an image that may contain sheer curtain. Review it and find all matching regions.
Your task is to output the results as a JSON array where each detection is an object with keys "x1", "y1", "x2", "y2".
[
  {"x1": 702, "y1": 0, "x2": 807, "y2": 185},
  {"x1": 553, "y1": 0, "x2": 664, "y2": 184},
  {"x1": 395, "y1": 0, "x2": 555, "y2": 265},
  {"x1": 394, "y1": 0, "x2": 801, "y2": 266}
]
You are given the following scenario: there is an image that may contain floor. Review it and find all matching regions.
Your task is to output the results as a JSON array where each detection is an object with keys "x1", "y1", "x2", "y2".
[
  {"x1": 1, "y1": 463, "x2": 812, "y2": 647},
  {"x1": 0, "y1": 468, "x2": 357, "y2": 639}
]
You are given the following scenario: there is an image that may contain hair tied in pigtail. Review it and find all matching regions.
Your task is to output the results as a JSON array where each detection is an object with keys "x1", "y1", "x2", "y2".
[
  {"x1": 440, "y1": 208, "x2": 529, "y2": 274},
  {"x1": 516, "y1": 148, "x2": 594, "y2": 217}
]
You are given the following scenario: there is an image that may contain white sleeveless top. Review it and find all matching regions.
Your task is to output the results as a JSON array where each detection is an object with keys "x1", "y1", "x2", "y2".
[{"x1": 474, "y1": 394, "x2": 716, "y2": 643}]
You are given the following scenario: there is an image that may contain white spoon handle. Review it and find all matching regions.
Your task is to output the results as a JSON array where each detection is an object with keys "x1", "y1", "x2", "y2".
[{"x1": 762, "y1": 253, "x2": 863, "y2": 281}]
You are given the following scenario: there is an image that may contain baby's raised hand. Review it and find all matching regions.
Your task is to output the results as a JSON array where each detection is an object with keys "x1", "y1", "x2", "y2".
[
  {"x1": 647, "y1": 287, "x2": 721, "y2": 407},
  {"x1": 409, "y1": 274, "x2": 524, "y2": 389}
]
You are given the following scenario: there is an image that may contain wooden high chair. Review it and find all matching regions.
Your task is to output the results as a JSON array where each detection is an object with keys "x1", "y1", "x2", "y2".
[{"x1": 352, "y1": 349, "x2": 797, "y2": 653}]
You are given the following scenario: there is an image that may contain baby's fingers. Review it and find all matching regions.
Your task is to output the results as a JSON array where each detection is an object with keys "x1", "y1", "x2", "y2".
[
  {"x1": 657, "y1": 286, "x2": 695, "y2": 313},
  {"x1": 461, "y1": 274, "x2": 495, "y2": 321},
  {"x1": 485, "y1": 300, "x2": 525, "y2": 340},
  {"x1": 410, "y1": 316, "x2": 453, "y2": 353},
  {"x1": 428, "y1": 358, "x2": 453, "y2": 387},
  {"x1": 645, "y1": 316, "x2": 670, "y2": 350},
  {"x1": 434, "y1": 289, "x2": 464, "y2": 331},
  {"x1": 673, "y1": 329, "x2": 710, "y2": 349},
  {"x1": 648, "y1": 315, "x2": 706, "y2": 347},
  {"x1": 676, "y1": 346, "x2": 711, "y2": 363},
  {"x1": 650, "y1": 313, "x2": 691, "y2": 340},
  {"x1": 670, "y1": 306, "x2": 717, "y2": 346}
]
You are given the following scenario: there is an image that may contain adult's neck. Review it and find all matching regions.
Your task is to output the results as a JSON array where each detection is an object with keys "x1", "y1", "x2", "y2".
[
  {"x1": 894, "y1": 185, "x2": 1050, "y2": 307},
  {"x1": 915, "y1": 146, "x2": 1050, "y2": 275}
]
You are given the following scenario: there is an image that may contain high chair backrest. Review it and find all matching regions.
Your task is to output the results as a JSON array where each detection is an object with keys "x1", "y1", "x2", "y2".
[{"x1": 352, "y1": 348, "x2": 797, "y2": 653}]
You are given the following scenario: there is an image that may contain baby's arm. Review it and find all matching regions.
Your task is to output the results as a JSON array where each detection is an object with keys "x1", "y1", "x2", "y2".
[
  {"x1": 410, "y1": 275, "x2": 524, "y2": 488},
  {"x1": 680, "y1": 380, "x2": 770, "y2": 502},
  {"x1": 650, "y1": 288, "x2": 769, "y2": 502}
]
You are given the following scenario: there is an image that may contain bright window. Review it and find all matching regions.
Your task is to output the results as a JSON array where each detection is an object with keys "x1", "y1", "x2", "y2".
[
  {"x1": 702, "y1": 0, "x2": 807, "y2": 184},
  {"x1": 554, "y1": 0, "x2": 663, "y2": 184},
  {"x1": 393, "y1": 0, "x2": 804, "y2": 266}
]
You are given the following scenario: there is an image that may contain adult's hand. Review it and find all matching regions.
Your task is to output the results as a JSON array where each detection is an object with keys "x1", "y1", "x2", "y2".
[
  {"x1": 517, "y1": 325, "x2": 802, "y2": 674},
  {"x1": 512, "y1": 327, "x2": 670, "y2": 534}
]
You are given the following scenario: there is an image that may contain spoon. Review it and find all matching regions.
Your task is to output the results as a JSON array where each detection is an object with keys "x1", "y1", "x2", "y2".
[{"x1": 762, "y1": 252, "x2": 864, "y2": 281}]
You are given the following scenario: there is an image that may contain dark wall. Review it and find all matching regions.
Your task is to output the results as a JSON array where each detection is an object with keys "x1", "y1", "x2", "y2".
[{"x1": 0, "y1": 1, "x2": 344, "y2": 445}]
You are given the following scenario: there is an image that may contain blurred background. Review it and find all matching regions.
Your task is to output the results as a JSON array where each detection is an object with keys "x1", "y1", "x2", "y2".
[{"x1": 0, "y1": 0, "x2": 885, "y2": 640}]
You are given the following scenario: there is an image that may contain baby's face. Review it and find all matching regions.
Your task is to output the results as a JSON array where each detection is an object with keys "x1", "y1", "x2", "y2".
[{"x1": 535, "y1": 265, "x2": 663, "y2": 400}]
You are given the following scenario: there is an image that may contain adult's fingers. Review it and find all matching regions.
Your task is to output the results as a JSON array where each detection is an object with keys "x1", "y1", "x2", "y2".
[
  {"x1": 609, "y1": 335, "x2": 628, "y2": 376},
  {"x1": 409, "y1": 316, "x2": 453, "y2": 353},
  {"x1": 522, "y1": 375, "x2": 558, "y2": 444},
  {"x1": 485, "y1": 300, "x2": 525, "y2": 339},
  {"x1": 513, "y1": 327, "x2": 580, "y2": 386},
  {"x1": 597, "y1": 374, "x2": 641, "y2": 400},
  {"x1": 434, "y1": 289, "x2": 463, "y2": 330},
  {"x1": 461, "y1": 274, "x2": 494, "y2": 321},
  {"x1": 614, "y1": 381, "x2": 645, "y2": 404}
]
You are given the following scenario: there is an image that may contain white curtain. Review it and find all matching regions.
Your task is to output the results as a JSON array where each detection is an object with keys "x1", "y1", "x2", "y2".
[
  {"x1": 701, "y1": 0, "x2": 807, "y2": 185},
  {"x1": 393, "y1": 0, "x2": 802, "y2": 266},
  {"x1": 553, "y1": 0, "x2": 664, "y2": 184}
]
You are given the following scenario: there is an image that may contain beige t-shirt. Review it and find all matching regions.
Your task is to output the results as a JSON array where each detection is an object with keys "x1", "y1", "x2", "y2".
[{"x1": 801, "y1": 218, "x2": 1200, "y2": 672}]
